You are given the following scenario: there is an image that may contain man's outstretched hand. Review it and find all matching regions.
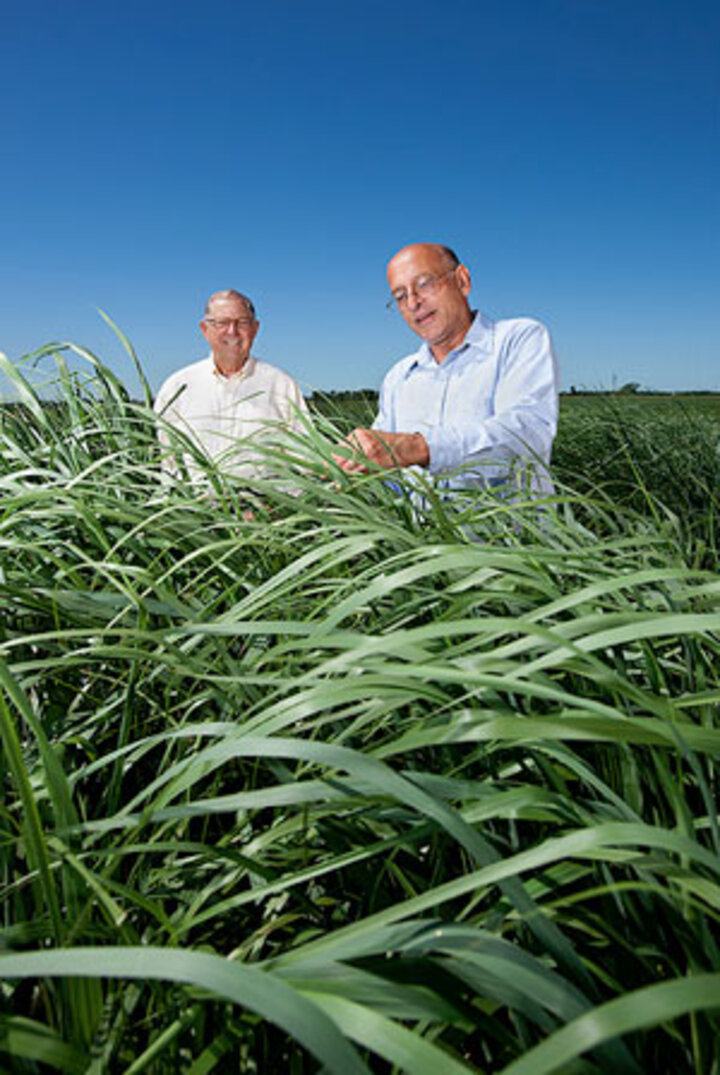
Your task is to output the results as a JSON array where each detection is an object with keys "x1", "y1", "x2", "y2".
[{"x1": 333, "y1": 428, "x2": 430, "y2": 473}]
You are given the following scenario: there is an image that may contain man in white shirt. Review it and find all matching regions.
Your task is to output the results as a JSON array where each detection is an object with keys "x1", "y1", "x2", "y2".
[
  {"x1": 154, "y1": 289, "x2": 308, "y2": 481},
  {"x1": 336, "y1": 244, "x2": 558, "y2": 497}
]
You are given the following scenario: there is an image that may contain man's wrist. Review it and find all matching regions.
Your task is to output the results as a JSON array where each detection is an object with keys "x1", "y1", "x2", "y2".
[{"x1": 407, "y1": 432, "x2": 430, "y2": 468}]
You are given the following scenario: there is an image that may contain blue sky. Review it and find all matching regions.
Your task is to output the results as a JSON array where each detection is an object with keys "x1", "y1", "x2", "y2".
[{"x1": 2, "y1": 0, "x2": 718, "y2": 397}]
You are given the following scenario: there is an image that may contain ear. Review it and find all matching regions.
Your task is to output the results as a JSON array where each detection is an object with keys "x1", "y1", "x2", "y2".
[
  {"x1": 250, "y1": 319, "x2": 260, "y2": 345},
  {"x1": 456, "y1": 264, "x2": 471, "y2": 298},
  {"x1": 199, "y1": 319, "x2": 211, "y2": 345}
]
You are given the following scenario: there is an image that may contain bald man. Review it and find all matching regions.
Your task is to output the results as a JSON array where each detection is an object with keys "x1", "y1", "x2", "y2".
[{"x1": 337, "y1": 244, "x2": 559, "y2": 497}]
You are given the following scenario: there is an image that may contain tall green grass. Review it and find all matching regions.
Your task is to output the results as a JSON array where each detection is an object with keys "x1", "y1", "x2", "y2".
[
  {"x1": 553, "y1": 394, "x2": 720, "y2": 564},
  {"x1": 1, "y1": 341, "x2": 720, "y2": 1072}
]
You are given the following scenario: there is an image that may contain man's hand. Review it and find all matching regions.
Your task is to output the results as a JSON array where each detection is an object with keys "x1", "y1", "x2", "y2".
[{"x1": 333, "y1": 428, "x2": 430, "y2": 473}]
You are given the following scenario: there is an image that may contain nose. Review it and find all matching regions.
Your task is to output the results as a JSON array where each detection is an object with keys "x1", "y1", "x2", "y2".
[{"x1": 406, "y1": 285, "x2": 424, "y2": 311}]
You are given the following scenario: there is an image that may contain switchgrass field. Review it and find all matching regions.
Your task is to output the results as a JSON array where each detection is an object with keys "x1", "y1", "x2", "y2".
[{"x1": 2, "y1": 340, "x2": 720, "y2": 1073}]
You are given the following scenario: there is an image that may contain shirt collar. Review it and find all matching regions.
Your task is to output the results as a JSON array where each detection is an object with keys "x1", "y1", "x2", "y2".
[
  {"x1": 408, "y1": 311, "x2": 496, "y2": 373},
  {"x1": 211, "y1": 354, "x2": 256, "y2": 380}
]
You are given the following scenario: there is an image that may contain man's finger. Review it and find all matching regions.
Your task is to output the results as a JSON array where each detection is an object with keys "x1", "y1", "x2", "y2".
[{"x1": 332, "y1": 451, "x2": 368, "y2": 474}]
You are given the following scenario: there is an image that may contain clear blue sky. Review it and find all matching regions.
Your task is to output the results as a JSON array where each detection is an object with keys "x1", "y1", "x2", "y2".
[{"x1": 2, "y1": 0, "x2": 718, "y2": 396}]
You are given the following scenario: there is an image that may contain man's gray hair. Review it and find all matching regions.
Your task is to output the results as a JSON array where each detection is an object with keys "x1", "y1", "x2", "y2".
[
  {"x1": 204, "y1": 289, "x2": 256, "y2": 319},
  {"x1": 440, "y1": 246, "x2": 460, "y2": 268}
]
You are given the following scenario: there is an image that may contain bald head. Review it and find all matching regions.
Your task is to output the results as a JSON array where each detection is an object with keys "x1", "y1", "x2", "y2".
[
  {"x1": 386, "y1": 243, "x2": 472, "y2": 362},
  {"x1": 387, "y1": 243, "x2": 460, "y2": 276}
]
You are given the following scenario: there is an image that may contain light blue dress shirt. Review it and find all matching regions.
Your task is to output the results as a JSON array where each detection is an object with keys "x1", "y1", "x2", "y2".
[{"x1": 373, "y1": 311, "x2": 559, "y2": 495}]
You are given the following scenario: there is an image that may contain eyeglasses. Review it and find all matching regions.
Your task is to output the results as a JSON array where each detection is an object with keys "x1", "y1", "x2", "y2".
[
  {"x1": 386, "y1": 267, "x2": 457, "y2": 310},
  {"x1": 205, "y1": 318, "x2": 255, "y2": 331}
]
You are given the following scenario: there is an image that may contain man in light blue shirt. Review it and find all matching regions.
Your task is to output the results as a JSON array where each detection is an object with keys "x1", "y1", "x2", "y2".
[{"x1": 337, "y1": 243, "x2": 559, "y2": 497}]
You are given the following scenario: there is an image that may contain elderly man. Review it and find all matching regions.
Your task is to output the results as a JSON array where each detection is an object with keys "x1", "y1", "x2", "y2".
[
  {"x1": 155, "y1": 289, "x2": 307, "y2": 481},
  {"x1": 337, "y1": 244, "x2": 559, "y2": 497}
]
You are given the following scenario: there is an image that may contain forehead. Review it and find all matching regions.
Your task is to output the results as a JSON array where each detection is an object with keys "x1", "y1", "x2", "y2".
[
  {"x1": 387, "y1": 246, "x2": 448, "y2": 287},
  {"x1": 206, "y1": 296, "x2": 253, "y2": 319}
]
